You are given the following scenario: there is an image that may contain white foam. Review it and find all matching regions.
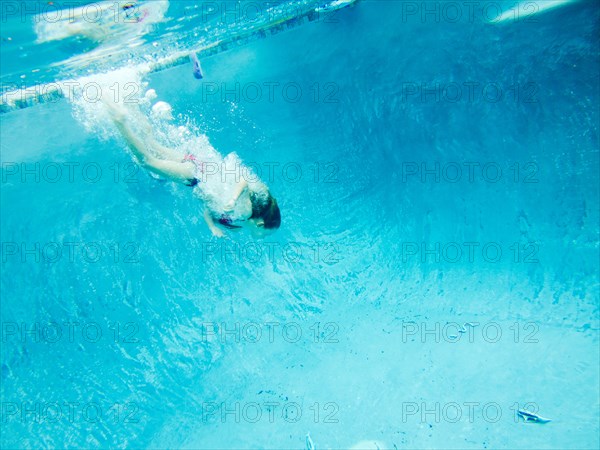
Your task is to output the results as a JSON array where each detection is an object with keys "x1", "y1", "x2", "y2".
[{"x1": 63, "y1": 65, "x2": 150, "y2": 140}]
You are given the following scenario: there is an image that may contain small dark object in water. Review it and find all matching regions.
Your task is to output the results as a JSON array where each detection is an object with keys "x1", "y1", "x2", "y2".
[
  {"x1": 517, "y1": 409, "x2": 552, "y2": 423},
  {"x1": 190, "y1": 52, "x2": 203, "y2": 79}
]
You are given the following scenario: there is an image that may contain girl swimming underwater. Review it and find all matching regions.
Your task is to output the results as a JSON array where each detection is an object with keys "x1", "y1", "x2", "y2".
[{"x1": 103, "y1": 96, "x2": 281, "y2": 239}]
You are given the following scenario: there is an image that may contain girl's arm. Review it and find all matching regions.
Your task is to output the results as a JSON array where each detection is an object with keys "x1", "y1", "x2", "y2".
[{"x1": 224, "y1": 178, "x2": 248, "y2": 211}]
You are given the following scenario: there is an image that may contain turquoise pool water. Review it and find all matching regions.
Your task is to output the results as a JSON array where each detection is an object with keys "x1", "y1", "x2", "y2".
[{"x1": 1, "y1": 1, "x2": 599, "y2": 448}]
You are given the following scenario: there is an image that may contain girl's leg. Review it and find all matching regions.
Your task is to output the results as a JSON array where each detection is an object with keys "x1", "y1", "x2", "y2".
[
  {"x1": 104, "y1": 98, "x2": 181, "y2": 161},
  {"x1": 103, "y1": 98, "x2": 195, "y2": 182}
]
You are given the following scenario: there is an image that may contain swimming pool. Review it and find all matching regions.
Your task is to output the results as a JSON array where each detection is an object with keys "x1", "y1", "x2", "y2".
[{"x1": 1, "y1": 0, "x2": 599, "y2": 448}]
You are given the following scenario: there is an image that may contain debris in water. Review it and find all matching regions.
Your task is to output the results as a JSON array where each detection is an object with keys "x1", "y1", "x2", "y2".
[
  {"x1": 518, "y1": 409, "x2": 552, "y2": 423},
  {"x1": 190, "y1": 52, "x2": 203, "y2": 79}
]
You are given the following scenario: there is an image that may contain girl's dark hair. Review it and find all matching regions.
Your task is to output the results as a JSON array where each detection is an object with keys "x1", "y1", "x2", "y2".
[{"x1": 250, "y1": 191, "x2": 281, "y2": 229}]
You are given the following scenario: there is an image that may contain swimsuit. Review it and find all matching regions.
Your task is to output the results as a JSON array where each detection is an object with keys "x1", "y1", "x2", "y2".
[
  {"x1": 217, "y1": 214, "x2": 244, "y2": 229},
  {"x1": 182, "y1": 153, "x2": 204, "y2": 187}
]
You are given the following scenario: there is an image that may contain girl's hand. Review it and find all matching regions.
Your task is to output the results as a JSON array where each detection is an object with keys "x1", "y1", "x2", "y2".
[{"x1": 211, "y1": 227, "x2": 225, "y2": 238}]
